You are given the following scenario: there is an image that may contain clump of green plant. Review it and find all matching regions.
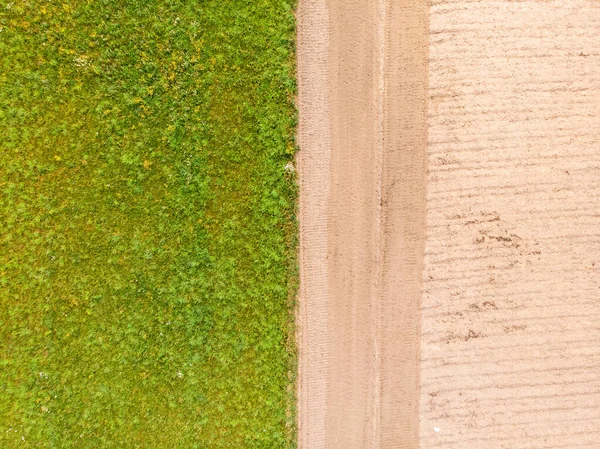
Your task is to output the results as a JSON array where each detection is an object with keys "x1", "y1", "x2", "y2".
[{"x1": 0, "y1": 0, "x2": 297, "y2": 447}]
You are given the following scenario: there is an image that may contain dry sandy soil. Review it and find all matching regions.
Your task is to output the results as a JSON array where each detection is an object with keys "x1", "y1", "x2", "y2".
[
  {"x1": 421, "y1": 1, "x2": 600, "y2": 447},
  {"x1": 297, "y1": 0, "x2": 428, "y2": 447},
  {"x1": 297, "y1": 0, "x2": 600, "y2": 448}
]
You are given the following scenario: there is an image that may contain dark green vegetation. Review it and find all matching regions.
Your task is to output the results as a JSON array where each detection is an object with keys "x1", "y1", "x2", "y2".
[{"x1": 0, "y1": 0, "x2": 297, "y2": 447}]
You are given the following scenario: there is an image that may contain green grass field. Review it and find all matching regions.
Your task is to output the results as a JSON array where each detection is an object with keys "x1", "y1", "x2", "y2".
[{"x1": 0, "y1": 0, "x2": 297, "y2": 447}]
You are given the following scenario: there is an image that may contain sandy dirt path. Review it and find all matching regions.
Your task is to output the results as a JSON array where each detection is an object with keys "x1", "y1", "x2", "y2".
[
  {"x1": 297, "y1": 0, "x2": 429, "y2": 447},
  {"x1": 420, "y1": 1, "x2": 600, "y2": 447}
]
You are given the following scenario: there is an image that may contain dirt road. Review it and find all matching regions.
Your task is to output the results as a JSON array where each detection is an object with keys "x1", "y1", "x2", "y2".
[{"x1": 297, "y1": 0, "x2": 429, "y2": 447}]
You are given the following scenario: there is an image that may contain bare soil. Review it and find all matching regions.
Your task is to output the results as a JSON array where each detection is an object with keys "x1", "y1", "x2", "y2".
[
  {"x1": 297, "y1": 0, "x2": 428, "y2": 447},
  {"x1": 298, "y1": 0, "x2": 600, "y2": 448},
  {"x1": 420, "y1": 0, "x2": 600, "y2": 447}
]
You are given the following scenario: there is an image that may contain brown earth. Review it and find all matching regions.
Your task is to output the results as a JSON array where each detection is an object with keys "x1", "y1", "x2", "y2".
[
  {"x1": 297, "y1": 0, "x2": 428, "y2": 447},
  {"x1": 298, "y1": 0, "x2": 600, "y2": 448},
  {"x1": 420, "y1": 0, "x2": 600, "y2": 447}
]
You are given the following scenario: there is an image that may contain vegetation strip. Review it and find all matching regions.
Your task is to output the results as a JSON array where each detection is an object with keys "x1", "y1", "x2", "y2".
[{"x1": 0, "y1": 0, "x2": 297, "y2": 447}]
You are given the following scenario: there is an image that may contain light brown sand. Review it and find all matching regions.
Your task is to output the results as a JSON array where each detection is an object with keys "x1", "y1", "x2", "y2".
[
  {"x1": 420, "y1": 1, "x2": 600, "y2": 447},
  {"x1": 299, "y1": 0, "x2": 600, "y2": 447},
  {"x1": 297, "y1": 0, "x2": 428, "y2": 447}
]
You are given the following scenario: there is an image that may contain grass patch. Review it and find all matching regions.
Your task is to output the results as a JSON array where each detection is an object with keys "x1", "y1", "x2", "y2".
[{"x1": 0, "y1": 0, "x2": 297, "y2": 447}]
